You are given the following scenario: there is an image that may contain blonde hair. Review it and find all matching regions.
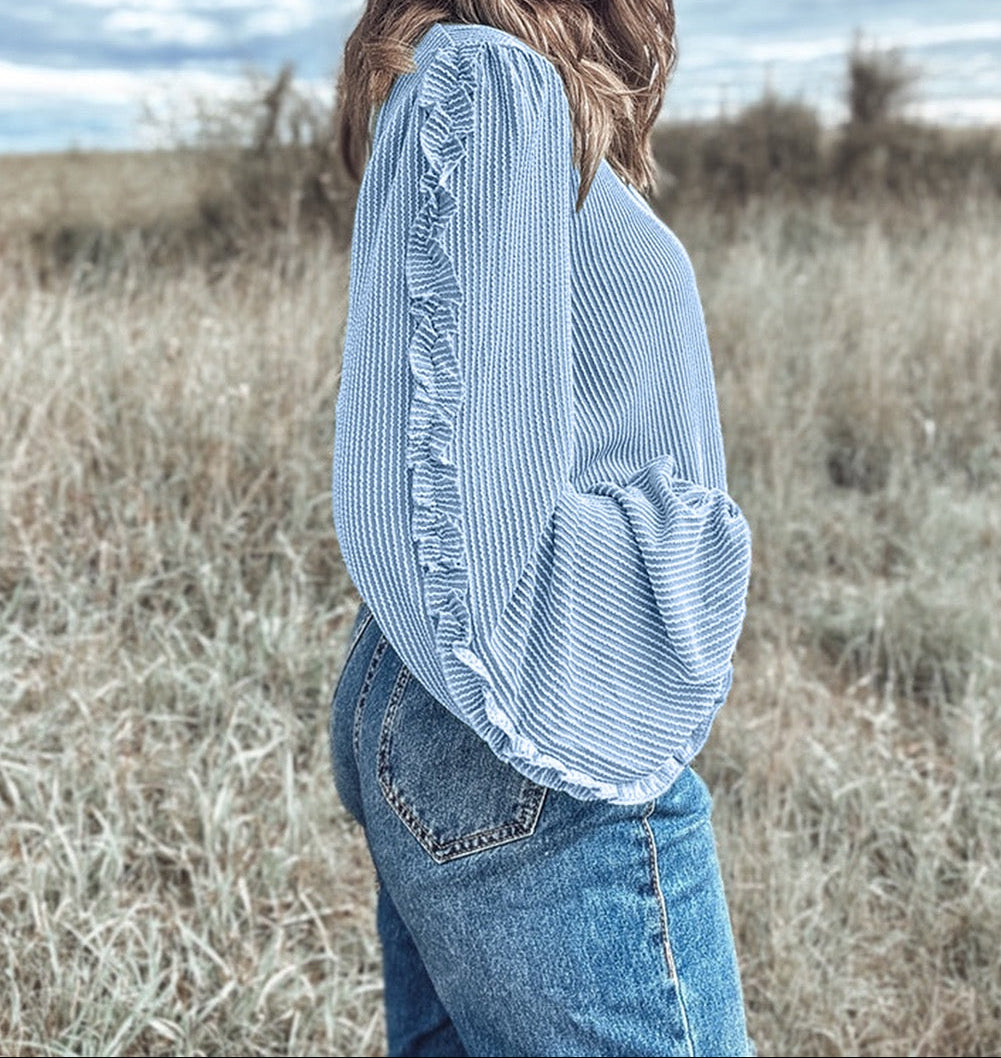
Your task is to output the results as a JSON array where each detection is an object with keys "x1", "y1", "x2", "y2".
[{"x1": 334, "y1": 0, "x2": 678, "y2": 212}]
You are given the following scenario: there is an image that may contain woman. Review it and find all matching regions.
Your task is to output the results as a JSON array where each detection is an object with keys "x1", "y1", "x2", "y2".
[{"x1": 328, "y1": 3, "x2": 754, "y2": 1055}]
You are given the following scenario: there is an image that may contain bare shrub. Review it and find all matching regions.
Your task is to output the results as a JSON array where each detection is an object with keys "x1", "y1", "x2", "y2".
[
  {"x1": 169, "y1": 64, "x2": 357, "y2": 255},
  {"x1": 847, "y1": 38, "x2": 919, "y2": 127},
  {"x1": 654, "y1": 95, "x2": 823, "y2": 208}
]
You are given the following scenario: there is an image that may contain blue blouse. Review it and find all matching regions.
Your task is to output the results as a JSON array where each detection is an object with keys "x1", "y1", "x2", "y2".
[{"x1": 331, "y1": 21, "x2": 752, "y2": 804}]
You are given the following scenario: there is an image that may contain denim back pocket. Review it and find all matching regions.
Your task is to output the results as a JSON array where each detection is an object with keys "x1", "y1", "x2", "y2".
[{"x1": 377, "y1": 665, "x2": 547, "y2": 865}]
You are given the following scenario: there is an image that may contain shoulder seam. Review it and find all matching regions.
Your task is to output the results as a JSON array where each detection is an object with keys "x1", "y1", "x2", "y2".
[
  {"x1": 436, "y1": 23, "x2": 539, "y2": 53},
  {"x1": 434, "y1": 24, "x2": 560, "y2": 79}
]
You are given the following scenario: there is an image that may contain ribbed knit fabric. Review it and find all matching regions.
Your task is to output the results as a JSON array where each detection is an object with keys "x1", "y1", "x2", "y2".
[{"x1": 331, "y1": 21, "x2": 752, "y2": 804}]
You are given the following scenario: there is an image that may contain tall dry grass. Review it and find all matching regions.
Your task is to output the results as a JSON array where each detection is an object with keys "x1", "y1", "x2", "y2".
[
  {"x1": 2, "y1": 151, "x2": 1000, "y2": 1053},
  {"x1": 682, "y1": 194, "x2": 1001, "y2": 1055},
  {"x1": 1, "y1": 231, "x2": 384, "y2": 1054}
]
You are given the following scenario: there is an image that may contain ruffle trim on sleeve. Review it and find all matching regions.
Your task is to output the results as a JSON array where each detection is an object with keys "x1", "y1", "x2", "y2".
[{"x1": 404, "y1": 40, "x2": 484, "y2": 676}]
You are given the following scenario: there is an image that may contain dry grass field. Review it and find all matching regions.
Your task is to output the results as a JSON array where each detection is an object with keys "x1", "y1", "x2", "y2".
[
  {"x1": 0, "y1": 152, "x2": 208, "y2": 236},
  {"x1": 2, "y1": 138, "x2": 1000, "y2": 1056}
]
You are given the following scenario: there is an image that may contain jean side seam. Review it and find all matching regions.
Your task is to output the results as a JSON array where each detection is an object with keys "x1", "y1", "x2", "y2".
[
  {"x1": 641, "y1": 801, "x2": 696, "y2": 1058},
  {"x1": 352, "y1": 628, "x2": 387, "y2": 765},
  {"x1": 347, "y1": 607, "x2": 375, "y2": 661}
]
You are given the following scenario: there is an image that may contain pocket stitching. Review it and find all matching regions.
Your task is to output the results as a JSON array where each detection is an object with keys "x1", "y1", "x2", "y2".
[{"x1": 377, "y1": 666, "x2": 548, "y2": 865}]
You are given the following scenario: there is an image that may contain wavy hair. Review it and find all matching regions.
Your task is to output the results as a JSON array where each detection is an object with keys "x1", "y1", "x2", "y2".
[{"x1": 334, "y1": 0, "x2": 677, "y2": 212}]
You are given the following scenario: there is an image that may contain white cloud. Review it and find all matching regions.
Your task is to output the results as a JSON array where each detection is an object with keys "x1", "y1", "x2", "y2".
[
  {"x1": 50, "y1": 1, "x2": 361, "y2": 46},
  {"x1": 102, "y1": 9, "x2": 222, "y2": 47},
  {"x1": 68, "y1": 0, "x2": 307, "y2": 10},
  {"x1": 0, "y1": 57, "x2": 235, "y2": 104},
  {"x1": 242, "y1": 4, "x2": 321, "y2": 38},
  {"x1": 67, "y1": 0, "x2": 358, "y2": 16},
  {"x1": 0, "y1": 55, "x2": 332, "y2": 109},
  {"x1": 695, "y1": 20, "x2": 1001, "y2": 70},
  {"x1": 913, "y1": 94, "x2": 1001, "y2": 125}
]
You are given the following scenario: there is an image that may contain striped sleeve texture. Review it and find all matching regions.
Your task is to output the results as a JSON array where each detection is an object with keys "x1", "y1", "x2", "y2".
[{"x1": 331, "y1": 22, "x2": 752, "y2": 804}]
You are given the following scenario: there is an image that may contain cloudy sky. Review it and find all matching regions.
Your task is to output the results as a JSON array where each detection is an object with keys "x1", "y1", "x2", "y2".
[
  {"x1": 0, "y1": 1, "x2": 363, "y2": 150},
  {"x1": 1, "y1": 1, "x2": 999, "y2": 152}
]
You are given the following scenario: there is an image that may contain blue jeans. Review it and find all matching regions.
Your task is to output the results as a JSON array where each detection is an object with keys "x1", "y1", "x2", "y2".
[{"x1": 329, "y1": 600, "x2": 754, "y2": 1058}]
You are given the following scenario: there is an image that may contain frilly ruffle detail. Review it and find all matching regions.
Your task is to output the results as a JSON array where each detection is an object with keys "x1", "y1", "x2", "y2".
[{"x1": 404, "y1": 42, "x2": 484, "y2": 667}]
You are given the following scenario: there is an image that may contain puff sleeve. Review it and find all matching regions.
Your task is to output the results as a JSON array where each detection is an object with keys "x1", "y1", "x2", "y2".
[{"x1": 332, "y1": 36, "x2": 752, "y2": 803}]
